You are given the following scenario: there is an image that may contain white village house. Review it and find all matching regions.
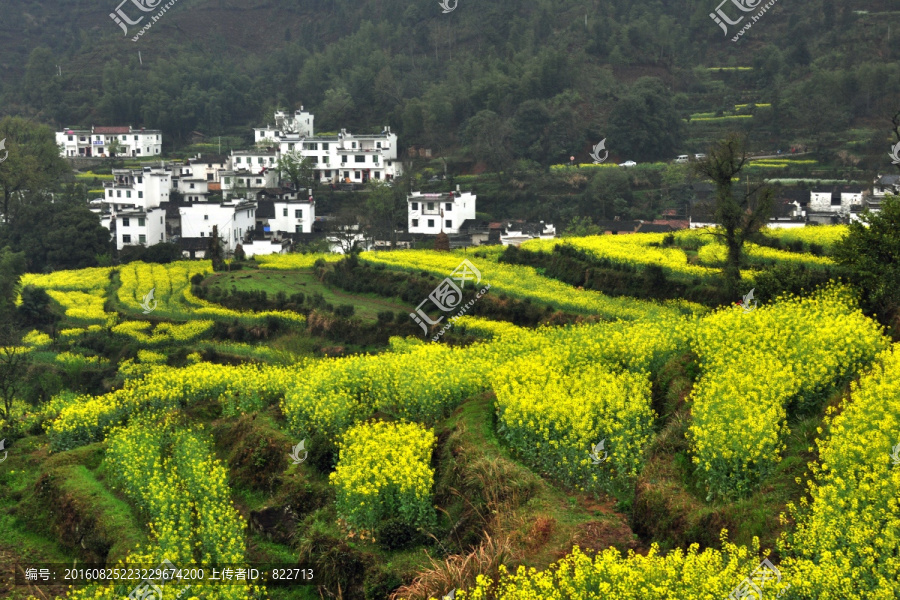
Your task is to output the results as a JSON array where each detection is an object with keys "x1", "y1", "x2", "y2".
[
  {"x1": 499, "y1": 222, "x2": 557, "y2": 246},
  {"x1": 222, "y1": 149, "x2": 280, "y2": 197},
  {"x1": 103, "y1": 165, "x2": 173, "y2": 210},
  {"x1": 57, "y1": 126, "x2": 162, "y2": 158},
  {"x1": 100, "y1": 165, "x2": 173, "y2": 250},
  {"x1": 268, "y1": 198, "x2": 316, "y2": 235},
  {"x1": 408, "y1": 187, "x2": 477, "y2": 235},
  {"x1": 808, "y1": 187, "x2": 864, "y2": 214},
  {"x1": 179, "y1": 199, "x2": 257, "y2": 253},
  {"x1": 254, "y1": 108, "x2": 402, "y2": 185},
  {"x1": 110, "y1": 208, "x2": 167, "y2": 250}
]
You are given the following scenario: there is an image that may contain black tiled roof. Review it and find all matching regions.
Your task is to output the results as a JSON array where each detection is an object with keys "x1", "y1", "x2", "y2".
[
  {"x1": 255, "y1": 199, "x2": 275, "y2": 219},
  {"x1": 636, "y1": 223, "x2": 674, "y2": 233},
  {"x1": 178, "y1": 237, "x2": 208, "y2": 251}
]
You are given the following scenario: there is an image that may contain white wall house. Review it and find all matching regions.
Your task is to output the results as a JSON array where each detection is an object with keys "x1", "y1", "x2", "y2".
[
  {"x1": 179, "y1": 199, "x2": 256, "y2": 252},
  {"x1": 242, "y1": 239, "x2": 289, "y2": 258},
  {"x1": 872, "y1": 174, "x2": 900, "y2": 198},
  {"x1": 109, "y1": 207, "x2": 167, "y2": 250},
  {"x1": 408, "y1": 188, "x2": 476, "y2": 235},
  {"x1": 229, "y1": 149, "x2": 278, "y2": 175},
  {"x1": 176, "y1": 176, "x2": 210, "y2": 202},
  {"x1": 188, "y1": 155, "x2": 228, "y2": 182},
  {"x1": 269, "y1": 198, "x2": 316, "y2": 234},
  {"x1": 327, "y1": 231, "x2": 372, "y2": 254},
  {"x1": 57, "y1": 126, "x2": 162, "y2": 158},
  {"x1": 254, "y1": 108, "x2": 315, "y2": 143},
  {"x1": 103, "y1": 166, "x2": 172, "y2": 210},
  {"x1": 500, "y1": 222, "x2": 557, "y2": 246},
  {"x1": 809, "y1": 189, "x2": 863, "y2": 213},
  {"x1": 221, "y1": 149, "x2": 280, "y2": 198},
  {"x1": 253, "y1": 109, "x2": 402, "y2": 185}
]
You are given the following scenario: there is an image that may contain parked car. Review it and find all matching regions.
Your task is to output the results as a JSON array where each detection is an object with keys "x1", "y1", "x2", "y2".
[
  {"x1": 694, "y1": 153, "x2": 707, "y2": 161},
  {"x1": 619, "y1": 160, "x2": 637, "y2": 168},
  {"x1": 674, "y1": 155, "x2": 690, "y2": 164}
]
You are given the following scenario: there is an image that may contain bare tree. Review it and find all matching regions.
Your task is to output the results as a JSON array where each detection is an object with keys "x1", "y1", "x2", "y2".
[
  {"x1": 693, "y1": 133, "x2": 773, "y2": 296},
  {"x1": 328, "y1": 212, "x2": 365, "y2": 255}
]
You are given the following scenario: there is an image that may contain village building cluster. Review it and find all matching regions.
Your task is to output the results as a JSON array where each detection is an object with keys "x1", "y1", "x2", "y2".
[{"x1": 59, "y1": 111, "x2": 898, "y2": 257}]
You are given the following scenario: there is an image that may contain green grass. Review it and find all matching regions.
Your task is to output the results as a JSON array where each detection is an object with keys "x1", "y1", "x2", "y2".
[
  {"x1": 207, "y1": 269, "x2": 411, "y2": 322},
  {"x1": 436, "y1": 394, "x2": 639, "y2": 568}
]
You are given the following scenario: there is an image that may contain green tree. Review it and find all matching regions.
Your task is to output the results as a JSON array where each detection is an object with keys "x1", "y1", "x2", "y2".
[
  {"x1": 0, "y1": 117, "x2": 69, "y2": 226},
  {"x1": 320, "y1": 87, "x2": 356, "y2": 130},
  {"x1": 511, "y1": 100, "x2": 551, "y2": 163},
  {"x1": 365, "y1": 180, "x2": 404, "y2": 249},
  {"x1": 23, "y1": 47, "x2": 60, "y2": 115},
  {"x1": 582, "y1": 168, "x2": 633, "y2": 220},
  {"x1": 0, "y1": 247, "x2": 30, "y2": 422},
  {"x1": 833, "y1": 196, "x2": 900, "y2": 322},
  {"x1": 3, "y1": 204, "x2": 112, "y2": 272},
  {"x1": 464, "y1": 110, "x2": 513, "y2": 183},
  {"x1": 18, "y1": 285, "x2": 58, "y2": 328},
  {"x1": 0, "y1": 247, "x2": 26, "y2": 322},
  {"x1": 0, "y1": 337, "x2": 31, "y2": 422},
  {"x1": 277, "y1": 151, "x2": 316, "y2": 191},
  {"x1": 107, "y1": 137, "x2": 124, "y2": 158},
  {"x1": 562, "y1": 216, "x2": 602, "y2": 237},
  {"x1": 693, "y1": 134, "x2": 773, "y2": 296},
  {"x1": 607, "y1": 77, "x2": 682, "y2": 162},
  {"x1": 208, "y1": 225, "x2": 226, "y2": 272}
]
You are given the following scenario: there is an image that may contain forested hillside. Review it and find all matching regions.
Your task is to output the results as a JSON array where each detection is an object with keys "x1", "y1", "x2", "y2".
[{"x1": 2, "y1": 0, "x2": 899, "y2": 165}]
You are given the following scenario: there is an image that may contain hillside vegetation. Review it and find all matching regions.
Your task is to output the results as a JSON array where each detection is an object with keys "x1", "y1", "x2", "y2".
[
  {"x1": 1, "y1": 0, "x2": 899, "y2": 169},
  {"x1": 0, "y1": 226, "x2": 898, "y2": 599}
]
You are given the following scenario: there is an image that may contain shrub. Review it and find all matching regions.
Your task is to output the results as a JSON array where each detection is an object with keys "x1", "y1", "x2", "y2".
[
  {"x1": 330, "y1": 421, "x2": 436, "y2": 535},
  {"x1": 334, "y1": 304, "x2": 355, "y2": 318},
  {"x1": 376, "y1": 518, "x2": 421, "y2": 551}
]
